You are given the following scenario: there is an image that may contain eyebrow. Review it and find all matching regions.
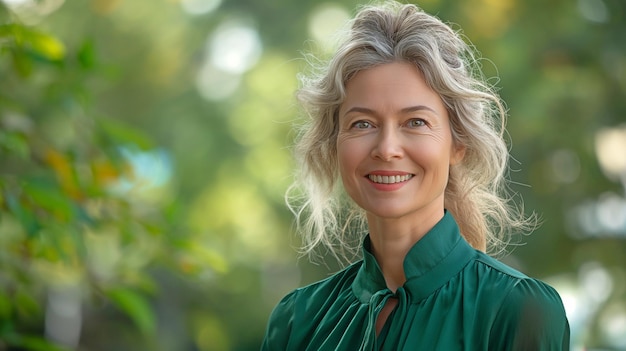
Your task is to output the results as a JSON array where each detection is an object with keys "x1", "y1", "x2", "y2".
[{"x1": 343, "y1": 105, "x2": 438, "y2": 116}]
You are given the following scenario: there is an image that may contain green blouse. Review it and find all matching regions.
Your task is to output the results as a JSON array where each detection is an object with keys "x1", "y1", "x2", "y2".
[{"x1": 261, "y1": 212, "x2": 570, "y2": 350}]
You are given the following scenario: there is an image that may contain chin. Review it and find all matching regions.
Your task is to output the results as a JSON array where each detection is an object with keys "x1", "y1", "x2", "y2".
[{"x1": 364, "y1": 207, "x2": 413, "y2": 220}]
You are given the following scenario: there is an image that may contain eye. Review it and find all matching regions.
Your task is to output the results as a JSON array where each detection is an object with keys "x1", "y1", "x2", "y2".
[
  {"x1": 407, "y1": 118, "x2": 426, "y2": 128},
  {"x1": 351, "y1": 120, "x2": 373, "y2": 129}
]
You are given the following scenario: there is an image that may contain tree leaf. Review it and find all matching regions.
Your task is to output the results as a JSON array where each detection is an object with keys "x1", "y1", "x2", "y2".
[
  {"x1": 10, "y1": 46, "x2": 32, "y2": 77},
  {"x1": 0, "y1": 24, "x2": 18, "y2": 40},
  {"x1": 98, "y1": 118, "x2": 154, "y2": 150},
  {"x1": 77, "y1": 38, "x2": 96, "y2": 69},
  {"x1": 23, "y1": 29, "x2": 65, "y2": 61},
  {"x1": 0, "y1": 291, "x2": 12, "y2": 319},
  {"x1": 14, "y1": 289, "x2": 41, "y2": 318},
  {"x1": 5, "y1": 191, "x2": 39, "y2": 237},
  {"x1": 0, "y1": 131, "x2": 30, "y2": 159},
  {"x1": 3, "y1": 332, "x2": 69, "y2": 351},
  {"x1": 22, "y1": 179, "x2": 74, "y2": 223},
  {"x1": 105, "y1": 287, "x2": 155, "y2": 335}
]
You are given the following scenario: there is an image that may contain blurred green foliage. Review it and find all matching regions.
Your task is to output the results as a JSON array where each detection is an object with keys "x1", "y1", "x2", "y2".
[
  {"x1": 0, "y1": 0, "x2": 625, "y2": 350},
  {"x1": 0, "y1": 3, "x2": 170, "y2": 350}
]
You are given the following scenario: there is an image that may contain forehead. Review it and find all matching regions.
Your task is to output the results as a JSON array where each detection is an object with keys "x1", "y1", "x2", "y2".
[{"x1": 340, "y1": 62, "x2": 446, "y2": 116}]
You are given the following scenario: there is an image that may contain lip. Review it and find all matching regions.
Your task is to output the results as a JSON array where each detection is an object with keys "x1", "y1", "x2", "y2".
[{"x1": 367, "y1": 170, "x2": 413, "y2": 176}]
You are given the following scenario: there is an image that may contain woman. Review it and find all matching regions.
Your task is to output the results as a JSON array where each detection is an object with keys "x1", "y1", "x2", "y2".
[{"x1": 262, "y1": 2, "x2": 570, "y2": 350}]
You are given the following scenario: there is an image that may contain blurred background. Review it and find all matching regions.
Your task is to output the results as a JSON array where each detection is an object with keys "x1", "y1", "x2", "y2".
[{"x1": 0, "y1": 0, "x2": 624, "y2": 350}]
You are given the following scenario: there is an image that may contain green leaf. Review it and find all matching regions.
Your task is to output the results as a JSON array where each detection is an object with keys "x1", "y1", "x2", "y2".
[
  {"x1": 22, "y1": 180, "x2": 73, "y2": 223},
  {"x1": 0, "y1": 23, "x2": 65, "y2": 64},
  {"x1": 77, "y1": 38, "x2": 96, "y2": 69},
  {"x1": 6, "y1": 191, "x2": 39, "y2": 237},
  {"x1": 106, "y1": 287, "x2": 155, "y2": 335},
  {"x1": 4, "y1": 333, "x2": 69, "y2": 351},
  {"x1": 98, "y1": 118, "x2": 154, "y2": 150},
  {"x1": 20, "y1": 337, "x2": 68, "y2": 351},
  {"x1": 10, "y1": 46, "x2": 32, "y2": 77},
  {"x1": 23, "y1": 29, "x2": 65, "y2": 61},
  {"x1": 0, "y1": 24, "x2": 16, "y2": 39},
  {"x1": 0, "y1": 131, "x2": 30, "y2": 159},
  {"x1": 0, "y1": 292, "x2": 12, "y2": 319},
  {"x1": 67, "y1": 225, "x2": 86, "y2": 260},
  {"x1": 14, "y1": 289, "x2": 40, "y2": 318}
]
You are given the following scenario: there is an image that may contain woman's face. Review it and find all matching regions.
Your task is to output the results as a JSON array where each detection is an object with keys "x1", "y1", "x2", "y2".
[{"x1": 337, "y1": 62, "x2": 464, "y2": 223}]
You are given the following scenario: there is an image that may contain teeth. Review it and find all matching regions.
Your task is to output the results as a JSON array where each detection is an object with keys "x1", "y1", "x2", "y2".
[{"x1": 368, "y1": 174, "x2": 413, "y2": 184}]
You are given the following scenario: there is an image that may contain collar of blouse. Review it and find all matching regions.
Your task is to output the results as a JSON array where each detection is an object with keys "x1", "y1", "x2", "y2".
[{"x1": 351, "y1": 211, "x2": 476, "y2": 303}]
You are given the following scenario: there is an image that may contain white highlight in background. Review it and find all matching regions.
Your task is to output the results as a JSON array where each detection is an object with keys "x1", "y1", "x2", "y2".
[{"x1": 180, "y1": 0, "x2": 221, "y2": 16}]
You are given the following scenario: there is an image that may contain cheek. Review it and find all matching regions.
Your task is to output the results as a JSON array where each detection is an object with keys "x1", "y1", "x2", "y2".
[
  {"x1": 337, "y1": 143, "x2": 353, "y2": 175},
  {"x1": 337, "y1": 140, "x2": 362, "y2": 179},
  {"x1": 450, "y1": 143, "x2": 465, "y2": 165},
  {"x1": 409, "y1": 140, "x2": 454, "y2": 171}
]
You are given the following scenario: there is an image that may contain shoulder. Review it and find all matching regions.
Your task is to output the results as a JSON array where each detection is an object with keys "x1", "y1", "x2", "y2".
[
  {"x1": 261, "y1": 262, "x2": 363, "y2": 350},
  {"x1": 471, "y1": 252, "x2": 571, "y2": 349},
  {"x1": 296, "y1": 260, "x2": 363, "y2": 300},
  {"x1": 490, "y1": 278, "x2": 571, "y2": 349},
  {"x1": 472, "y1": 251, "x2": 568, "y2": 322},
  {"x1": 473, "y1": 250, "x2": 530, "y2": 280},
  {"x1": 269, "y1": 260, "x2": 362, "y2": 316}
]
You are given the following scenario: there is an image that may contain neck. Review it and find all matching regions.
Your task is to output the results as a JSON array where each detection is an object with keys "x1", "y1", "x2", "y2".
[{"x1": 367, "y1": 209, "x2": 444, "y2": 292}]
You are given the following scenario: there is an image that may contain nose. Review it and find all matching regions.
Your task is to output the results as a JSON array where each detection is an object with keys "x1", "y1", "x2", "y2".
[{"x1": 371, "y1": 127, "x2": 404, "y2": 161}]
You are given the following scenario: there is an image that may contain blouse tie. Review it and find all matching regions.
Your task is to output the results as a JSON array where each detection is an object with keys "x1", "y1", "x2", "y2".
[
  {"x1": 360, "y1": 286, "x2": 409, "y2": 351},
  {"x1": 360, "y1": 289, "x2": 393, "y2": 350}
]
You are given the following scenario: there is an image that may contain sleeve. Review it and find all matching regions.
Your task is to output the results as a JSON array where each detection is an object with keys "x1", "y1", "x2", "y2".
[
  {"x1": 260, "y1": 289, "x2": 298, "y2": 351},
  {"x1": 489, "y1": 278, "x2": 571, "y2": 351}
]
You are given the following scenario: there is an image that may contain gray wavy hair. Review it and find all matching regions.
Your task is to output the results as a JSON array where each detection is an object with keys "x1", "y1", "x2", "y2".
[{"x1": 288, "y1": 1, "x2": 534, "y2": 264}]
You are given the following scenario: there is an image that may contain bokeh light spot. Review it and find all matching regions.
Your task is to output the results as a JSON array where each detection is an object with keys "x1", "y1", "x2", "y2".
[
  {"x1": 180, "y1": 0, "x2": 221, "y2": 16},
  {"x1": 598, "y1": 302, "x2": 626, "y2": 349},
  {"x1": 195, "y1": 62, "x2": 241, "y2": 101},
  {"x1": 579, "y1": 261, "x2": 613, "y2": 303},
  {"x1": 595, "y1": 192, "x2": 626, "y2": 233},
  {"x1": 2, "y1": 0, "x2": 30, "y2": 5},
  {"x1": 194, "y1": 315, "x2": 230, "y2": 351},
  {"x1": 578, "y1": 0, "x2": 609, "y2": 23},
  {"x1": 1, "y1": 0, "x2": 65, "y2": 24},
  {"x1": 595, "y1": 125, "x2": 626, "y2": 182},
  {"x1": 308, "y1": 3, "x2": 350, "y2": 51},
  {"x1": 209, "y1": 20, "x2": 262, "y2": 74},
  {"x1": 550, "y1": 149, "x2": 581, "y2": 184}
]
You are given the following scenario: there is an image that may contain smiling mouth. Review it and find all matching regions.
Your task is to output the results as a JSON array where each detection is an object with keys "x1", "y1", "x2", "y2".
[{"x1": 367, "y1": 174, "x2": 414, "y2": 184}]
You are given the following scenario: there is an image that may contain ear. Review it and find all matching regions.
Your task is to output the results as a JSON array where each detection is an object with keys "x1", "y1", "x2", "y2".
[{"x1": 450, "y1": 143, "x2": 466, "y2": 166}]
